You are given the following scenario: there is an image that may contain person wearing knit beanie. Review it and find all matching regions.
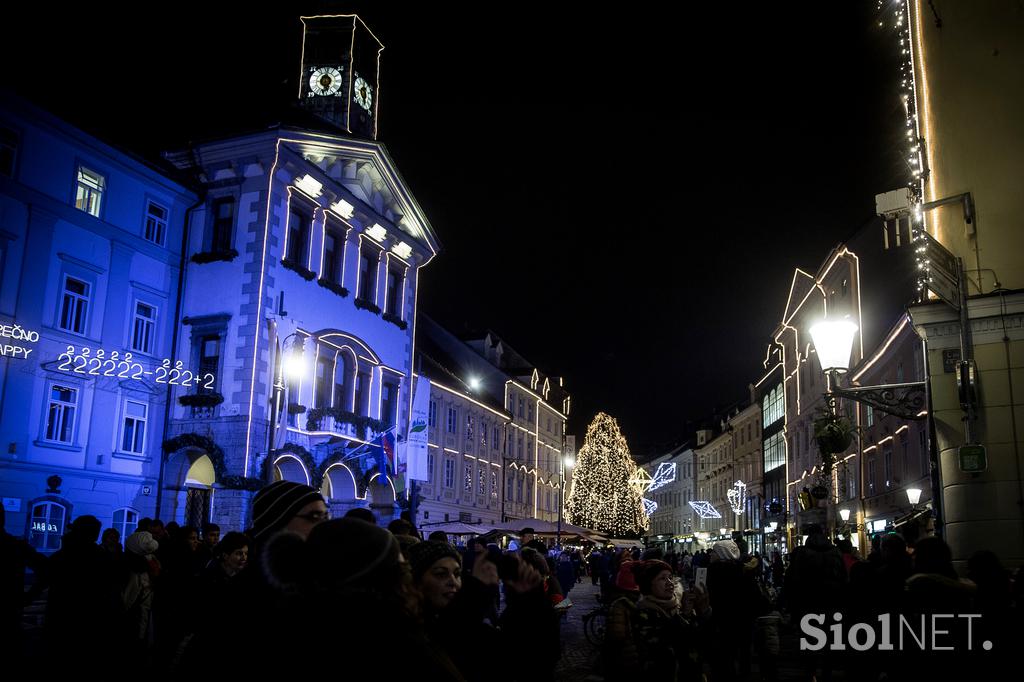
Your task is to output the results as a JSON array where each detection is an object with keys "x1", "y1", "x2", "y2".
[
  {"x1": 251, "y1": 480, "x2": 327, "y2": 541},
  {"x1": 712, "y1": 539, "x2": 741, "y2": 562},
  {"x1": 406, "y1": 540, "x2": 462, "y2": 582},
  {"x1": 633, "y1": 559, "x2": 673, "y2": 595},
  {"x1": 407, "y1": 541, "x2": 462, "y2": 611}
]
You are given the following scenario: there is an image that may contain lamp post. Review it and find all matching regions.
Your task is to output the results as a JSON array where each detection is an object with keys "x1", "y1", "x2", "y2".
[
  {"x1": 808, "y1": 318, "x2": 929, "y2": 547},
  {"x1": 266, "y1": 333, "x2": 305, "y2": 484},
  {"x1": 556, "y1": 453, "x2": 574, "y2": 548}
]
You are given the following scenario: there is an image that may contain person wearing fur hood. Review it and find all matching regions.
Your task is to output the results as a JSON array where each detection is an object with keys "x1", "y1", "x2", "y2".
[{"x1": 605, "y1": 559, "x2": 710, "y2": 681}]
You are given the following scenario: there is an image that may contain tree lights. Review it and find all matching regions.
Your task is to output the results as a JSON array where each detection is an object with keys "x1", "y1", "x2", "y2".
[{"x1": 564, "y1": 412, "x2": 647, "y2": 535}]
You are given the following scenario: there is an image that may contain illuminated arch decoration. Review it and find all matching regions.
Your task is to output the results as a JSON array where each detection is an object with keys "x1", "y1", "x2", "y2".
[
  {"x1": 688, "y1": 500, "x2": 722, "y2": 519},
  {"x1": 321, "y1": 462, "x2": 359, "y2": 500},
  {"x1": 647, "y1": 462, "x2": 677, "y2": 492},
  {"x1": 162, "y1": 433, "x2": 263, "y2": 491}
]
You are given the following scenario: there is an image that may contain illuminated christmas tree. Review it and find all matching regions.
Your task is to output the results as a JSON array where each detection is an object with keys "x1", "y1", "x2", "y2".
[{"x1": 565, "y1": 412, "x2": 648, "y2": 536}]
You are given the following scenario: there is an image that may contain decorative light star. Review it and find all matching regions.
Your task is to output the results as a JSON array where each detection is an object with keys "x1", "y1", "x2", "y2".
[
  {"x1": 642, "y1": 498, "x2": 658, "y2": 517},
  {"x1": 688, "y1": 500, "x2": 722, "y2": 519},
  {"x1": 647, "y1": 462, "x2": 677, "y2": 492}
]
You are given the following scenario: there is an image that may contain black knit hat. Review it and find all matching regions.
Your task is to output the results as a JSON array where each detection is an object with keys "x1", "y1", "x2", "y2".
[
  {"x1": 252, "y1": 480, "x2": 325, "y2": 541},
  {"x1": 406, "y1": 540, "x2": 462, "y2": 581},
  {"x1": 634, "y1": 559, "x2": 673, "y2": 594},
  {"x1": 308, "y1": 518, "x2": 401, "y2": 588}
]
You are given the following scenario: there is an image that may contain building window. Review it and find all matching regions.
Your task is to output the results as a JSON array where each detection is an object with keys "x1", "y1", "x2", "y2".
[
  {"x1": 465, "y1": 414, "x2": 474, "y2": 453},
  {"x1": 334, "y1": 353, "x2": 353, "y2": 410},
  {"x1": 0, "y1": 126, "x2": 17, "y2": 178},
  {"x1": 427, "y1": 451, "x2": 435, "y2": 484},
  {"x1": 493, "y1": 426, "x2": 500, "y2": 449},
  {"x1": 528, "y1": 404, "x2": 533, "y2": 422},
  {"x1": 198, "y1": 335, "x2": 221, "y2": 393},
  {"x1": 29, "y1": 501, "x2": 67, "y2": 551},
  {"x1": 315, "y1": 356, "x2": 332, "y2": 409},
  {"x1": 446, "y1": 406, "x2": 457, "y2": 434},
  {"x1": 119, "y1": 400, "x2": 148, "y2": 454},
  {"x1": 58, "y1": 275, "x2": 90, "y2": 335},
  {"x1": 131, "y1": 302, "x2": 156, "y2": 354},
  {"x1": 883, "y1": 446, "x2": 893, "y2": 488},
  {"x1": 322, "y1": 228, "x2": 344, "y2": 284},
  {"x1": 428, "y1": 400, "x2": 437, "y2": 428},
  {"x1": 464, "y1": 461, "x2": 473, "y2": 493},
  {"x1": 518, "y1": 399, "x2": 525, "y2": 418},
  {"x1": 112, "y1": 508, "x2": 139, "y2": 545},
  {"x1": 75, "y1": 166, "x2": 104, "y2": 217},
  {"x1": 381, "y1": 381, "x2": 399, "y2": 428},
  {"x1": 868, "y1": 456, "x2": 876, "y2": 494},
  {"x1": 762, "y1": 385, "x2": 784, "y2": 427},
  {"x1": 516, "y1": 474, "x2": 523, "y2": 502},
  {"x1": 763, "y1": 432, "x2": 785, "y2": 472},
  {"x1": 211, "y1": 197, "x2": 234, "y2": 251},
  {"x1": 444, "y1": 458, "x2": 455, "y2": 489},
  {"x1": 478, "y1": 465, "x2": 486, "y2": 495},
  {"x1": 491, "y1": 470, "x2": 498, "y2": 499},
  {"x1": 44, "y1": 384, "x2": 78, "y2": 444},
  {"x1": 144, "y1": 201, "x2": 168, "y2": 246},
  {"x1": 358, "y1": 243, "x2": 378, "y2": 301},
  {"x1": 385, "y1": 265, "x2": 404, "y2": 317},
  {"x1": 354, "y1": 371, "x2": 370, "y2": 416},
  {"x1": 507, "y1": 470, "x2": 514, "y2": 500},
  {"x1": 866, "y1": 405, "x2": 875, "y2": 427},
  {"x1": 286, "y1": 205, "x2": 311, "y2": 266}
]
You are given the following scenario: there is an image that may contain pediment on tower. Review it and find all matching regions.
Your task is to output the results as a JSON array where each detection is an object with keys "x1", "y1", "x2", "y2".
[
  {"x1": 279, "y1": 131, "x2": 441, "y2": 257},
  {"x1": 782, "y1": 268, "x2": 817, "y2": 326}
]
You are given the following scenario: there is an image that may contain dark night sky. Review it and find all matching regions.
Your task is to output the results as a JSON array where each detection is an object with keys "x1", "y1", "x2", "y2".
[{"x1": 2, "y1": 2, "x2": 910, "y2": 454}]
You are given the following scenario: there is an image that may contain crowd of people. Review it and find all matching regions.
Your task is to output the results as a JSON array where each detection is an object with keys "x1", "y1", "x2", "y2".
[{"x1": 3, "y1": 488, "x2": 1023, "y2": 680}]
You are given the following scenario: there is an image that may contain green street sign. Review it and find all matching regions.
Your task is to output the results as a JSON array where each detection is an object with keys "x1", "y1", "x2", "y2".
[{"x1": 958, "y1": 444, "x2": 987, "y2": 473}]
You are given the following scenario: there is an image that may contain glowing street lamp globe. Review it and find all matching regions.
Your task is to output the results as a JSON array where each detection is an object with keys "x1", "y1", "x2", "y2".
[
  {"x1": 906, "y1": 487, "x2": 923, "y2": 506},
  {"x1": 809, "y1": 319, "x2": 859, "y2": 374},
  {"x1": 282, "y1": 349, "x2": 305, "y2": 380},
  {"x1": 839, "y1": 508, "x2": 851, "y2": 522}
]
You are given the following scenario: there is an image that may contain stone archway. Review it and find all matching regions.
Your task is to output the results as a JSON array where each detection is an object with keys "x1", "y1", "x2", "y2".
[
  {"x1": 368, "y1": 473, "x2": 397, "y2": 525},
  {"x1": 272, "y1": 453, "x2": 310, "y2": 485},
  {"x1": 163, "y1": 448, "x2": 216, "y2": 527}
]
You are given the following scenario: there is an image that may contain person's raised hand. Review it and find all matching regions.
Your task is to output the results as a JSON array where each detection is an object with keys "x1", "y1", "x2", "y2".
[{"x1": 504, "y1": 557, "x2": 543, "y2": 594}]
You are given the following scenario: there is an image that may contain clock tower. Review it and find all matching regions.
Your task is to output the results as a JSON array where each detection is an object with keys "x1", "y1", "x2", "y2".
[{"x1": 298, "y1": 14, "x2": 384, "y2": 139}]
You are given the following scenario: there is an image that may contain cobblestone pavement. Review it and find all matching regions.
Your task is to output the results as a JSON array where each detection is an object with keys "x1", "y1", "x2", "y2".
[{"x1": 554, "y1": 580, "x2": 605, "y2": 682}]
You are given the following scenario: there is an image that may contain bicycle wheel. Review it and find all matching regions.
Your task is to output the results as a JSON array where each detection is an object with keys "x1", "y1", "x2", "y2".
[{"x1": 583, "y1": 609, "x2": 606, "y2": 646}]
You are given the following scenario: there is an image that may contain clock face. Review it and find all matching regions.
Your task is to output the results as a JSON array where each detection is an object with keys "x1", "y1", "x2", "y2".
[
  {"x1": 308, "y1": 66, "x2": 343, "y2": 97},
  {"x1": 354, "y1": 76, "x2": 374, "y2": 113}
]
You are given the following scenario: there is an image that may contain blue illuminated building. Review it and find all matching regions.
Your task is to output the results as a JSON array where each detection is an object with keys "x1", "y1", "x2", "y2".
[
  {"x1": 0, "y1": 93, "x2": 198, "y2": 548},
  {"x1": 0, "y1": 14, "x2": 442, "y2": 544}
]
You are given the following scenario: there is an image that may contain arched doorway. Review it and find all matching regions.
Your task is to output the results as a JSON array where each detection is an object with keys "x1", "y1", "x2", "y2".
[
  {"x1": 272, "y1": 454, "x2": 310, "y2": 485},
  {"x1": 322, "y1": 463, "x2": 359, "y2": 517},
  {"x1": 164, "y1": 448, "x2": 216, "y2": 528},
  {"x1": 367, "y1": 473, "x2": 397, "y2": 524}
]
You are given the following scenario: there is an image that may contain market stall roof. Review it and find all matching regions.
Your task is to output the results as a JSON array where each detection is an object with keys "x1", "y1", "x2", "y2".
[
  {"x1": 419, "y1": 521, "x2": 495, "y2": 535},
  {"x1": 607, "y1": 538, "x2": 644, "y2": 549},
  {"x1": 498, "y1": 519, "x2": 598, "y2": 536}
]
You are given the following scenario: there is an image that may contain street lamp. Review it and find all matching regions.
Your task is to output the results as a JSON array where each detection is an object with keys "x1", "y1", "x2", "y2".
[
  {"x1": 807, "y1": 316, "x2": 929, "y2": 545},
  {"x1": 266, "y1": 333, "x2": 305, "y2": 483},
  {"x1": 839, "y1": 508, "x2": 851, "y2": 523},
  {"x1": 556, "y1": 454, "x2": 573, "y2": 548},
  {"x1": 906, "y1": 487, "x2": 922, "y2": 507}
]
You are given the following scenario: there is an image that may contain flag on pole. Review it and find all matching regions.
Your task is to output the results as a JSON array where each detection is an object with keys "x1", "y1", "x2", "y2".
[{"x1": 374, "y1": 429, "x2": 397, "y2": 478}]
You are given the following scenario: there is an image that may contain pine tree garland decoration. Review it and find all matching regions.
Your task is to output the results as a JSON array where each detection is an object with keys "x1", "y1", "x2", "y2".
[{"x1": 565, "y1": 412, "x2": 648, "y2": 536}]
